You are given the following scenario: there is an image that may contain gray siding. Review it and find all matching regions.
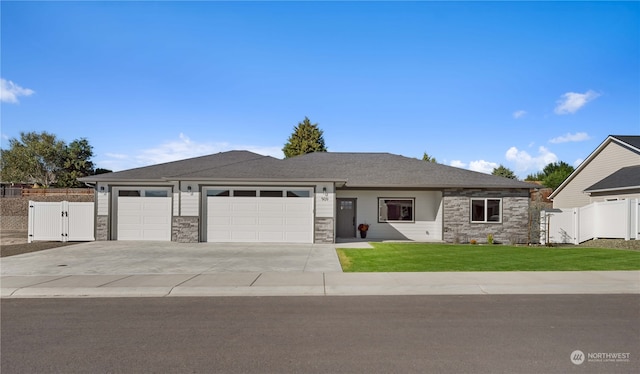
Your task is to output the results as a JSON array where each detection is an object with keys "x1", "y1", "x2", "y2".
[{"x1": 443, "y1": 189, "x2": 530, "y2": 244}]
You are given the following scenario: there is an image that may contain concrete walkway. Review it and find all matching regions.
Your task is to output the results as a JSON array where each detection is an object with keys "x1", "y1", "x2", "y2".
[{"x1": 1, "y1": 241, "x2": 639, "y2": 298}]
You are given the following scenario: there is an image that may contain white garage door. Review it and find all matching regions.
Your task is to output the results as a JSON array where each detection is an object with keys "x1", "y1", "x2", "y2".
[
  {"x1": 206, "y1": 188, "x2": 313, "y2": 243},
  {"x1": 116, "y1": 189, "x2": 172, "y2": 241}
]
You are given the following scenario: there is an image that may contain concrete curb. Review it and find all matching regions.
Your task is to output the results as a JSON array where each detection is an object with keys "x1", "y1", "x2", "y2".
[{"x1": 2, "y1": 271, "x2": 639, "y2": 298}]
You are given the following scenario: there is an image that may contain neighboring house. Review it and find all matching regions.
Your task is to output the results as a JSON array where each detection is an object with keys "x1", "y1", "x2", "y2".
[
  {"x1": 79, "y1": 151, "x2": 535, "y2": 244},
  {"x1": 549, "y1": 135, "x2": 640, "y2": 209}
]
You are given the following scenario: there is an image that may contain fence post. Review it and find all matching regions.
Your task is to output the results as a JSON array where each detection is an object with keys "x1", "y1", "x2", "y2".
[
  {"x1": 61, "y1": 201, "x2": 69, "y2": 242},
  {"x1": 573, "y1": 208, "x2": 579, "y2": 245},
  {"x1": 27, "y1": 200, "x2": 35, "y2": 243},
  {"x1": 625, "y1": 199, "x2": 632, "y2": 241}
]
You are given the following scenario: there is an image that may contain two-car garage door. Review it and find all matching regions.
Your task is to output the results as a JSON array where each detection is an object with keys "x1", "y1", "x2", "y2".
[{"x1": 206, "y1": 188, "x2": 313, "y2": 243}]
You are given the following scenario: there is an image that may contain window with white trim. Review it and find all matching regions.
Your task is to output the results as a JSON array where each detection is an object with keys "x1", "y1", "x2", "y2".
[
  {"x1": 379, "y1": 198, "x2": 414, "y2": 222},
  {"x1": 470, "y1": 198, "x2": 502, "y2": 223}
]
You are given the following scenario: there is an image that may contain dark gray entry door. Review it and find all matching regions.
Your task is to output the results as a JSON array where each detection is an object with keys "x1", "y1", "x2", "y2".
[{"x1": 336, "y1": 198, "x2": 356, "y2": 238}]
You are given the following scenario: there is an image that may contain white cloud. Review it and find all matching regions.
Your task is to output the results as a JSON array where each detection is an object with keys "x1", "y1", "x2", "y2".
[
  {"x1": 513, "y1": 110, "x2": 527, "y2": 119},
  {"x1": 450, "y1": 160, "x2": 467, "y2": 168},
  {"x1": 549, "y1": 132, "x2": 591, "y2": 144},
  {"x1": 99, "y1": 133, "x2": 283, "y2": 171},
  {"x1": 505, "y1": 146, "x2": 558, "y2": 172},
  {"x1": 468, "y1": 160, "x2": 499, "y2": 174},
  {"x1": 0, "y1": 78, "x2": 35, "y2": 103},
  {"x1": 554, "y1": 90, "x2": 600, "y2": 115},
  {"x1": 573, "y1": 158, "x2": 584, "y2": 167}
]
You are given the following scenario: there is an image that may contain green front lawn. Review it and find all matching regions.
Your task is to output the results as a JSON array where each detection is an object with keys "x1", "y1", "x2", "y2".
[{"x1": 336, "y1": 243, "x2": 640, "y2": 272}]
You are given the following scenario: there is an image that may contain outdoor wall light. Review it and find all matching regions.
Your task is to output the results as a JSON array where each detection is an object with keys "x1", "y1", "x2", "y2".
[
  {"x1": 100, "y1": 186, "x2": 105, "y2": 192},
  {"x1": 187, "y1": 185, "x2": 192, "y2": 192},
  {"x1": 322, "y1": 186, "x2": 327, "y2": 196}
]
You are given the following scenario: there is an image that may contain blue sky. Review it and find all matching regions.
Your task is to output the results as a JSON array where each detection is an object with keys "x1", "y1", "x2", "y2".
[{"x1": 2, "y1": 1, "x2": 639, "y2": 178}]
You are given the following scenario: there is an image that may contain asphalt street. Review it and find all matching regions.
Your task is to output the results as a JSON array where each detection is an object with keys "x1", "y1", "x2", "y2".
[{"x1": 2, "y1": 295, "x2": 639, "y2": 374}]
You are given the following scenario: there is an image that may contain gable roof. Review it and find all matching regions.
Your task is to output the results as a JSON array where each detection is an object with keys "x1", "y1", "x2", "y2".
[
  {"x1": 81, "y1": 150, "x2": 535, "y2": 189},
  {"x1": 584, "y1": 165, "x2": 640, "y2": 193},
  {"x1": 549, "y1": 135, "x2": 640, "y2": 199}
]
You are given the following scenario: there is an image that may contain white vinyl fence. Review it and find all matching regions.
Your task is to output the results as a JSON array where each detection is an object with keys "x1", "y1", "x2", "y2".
[
  {"x1": 28, "y1": 201, "x2": 95, "y2": 243},
  {"x1": 540, "y1": 199, "x2": 640, "y2": 245}
]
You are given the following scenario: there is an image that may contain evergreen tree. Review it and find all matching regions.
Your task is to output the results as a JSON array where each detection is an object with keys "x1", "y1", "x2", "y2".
[
  {"x1": 525, "y1": 161, "x2": 575, "y2": 189},
  {"x1": 282, "y1": 117, "x2": 327, "y2": 158},
  {"x1": 541, "y1": 161, "x2": 574, "y2": 190},
  {"x1": 491, "y1": 164, "x2": 517, "y2": 179},
  {"x1": 422, "y1": 152, "x2": 437, "y2": 163}
]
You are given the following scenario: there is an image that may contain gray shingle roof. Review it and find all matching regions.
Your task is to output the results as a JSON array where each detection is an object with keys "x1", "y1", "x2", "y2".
[
  {"x1": 280, "y1": 152, "x2": 535, "y2": 189},
  {"x1": 584, "y1": 165, "x2": 640, "y2": 192},
  {"x1": 81, "y1": 151, "x2": 535, "y2": 189},
  {"x1": 81, "y1": 151, "x2": 271, "y2": 181},
  {"x1": 611, "y1": 135, "x2": 640, "y2": 150}
]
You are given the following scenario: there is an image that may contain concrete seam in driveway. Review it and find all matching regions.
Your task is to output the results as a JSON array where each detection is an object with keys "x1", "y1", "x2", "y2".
[{"x1": 249, "y1": 273, "x2": 262, "y2": 286}]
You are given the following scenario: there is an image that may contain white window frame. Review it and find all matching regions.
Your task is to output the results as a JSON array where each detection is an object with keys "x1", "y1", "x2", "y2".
[
  {"x1": 470, "y1": 198, "x2": 502, "y2": 223},
  {"x1": 378, "y1": 198, "x2": 415, "y2": 223},
  {"x1": 202, "y1": 187, "x2": 313, "y2": 198}
]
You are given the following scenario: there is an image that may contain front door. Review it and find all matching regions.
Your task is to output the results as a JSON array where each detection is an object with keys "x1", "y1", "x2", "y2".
[{"x1": 336, "y1": 198, "x2": 356, "y2": 238}]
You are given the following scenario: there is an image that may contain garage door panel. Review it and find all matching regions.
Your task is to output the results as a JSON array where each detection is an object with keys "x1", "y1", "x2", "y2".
[
  {"x1": 143, "y1": 216, "x2": 171, "y2": 225},
  {"x1": 259, "y1": 232, "x2": 285, "y2": 241},
  {"x1": 259, "y1": 216, "x2": 285, "y2": 225},
  {"x1": 232, "y1": 216, "x2": 258, "y2": 225},
  {"x1": 231, "y1": 231, "x2": 258, "y2": 241},
  {"x1": 285, "y1": 205, "x2": 310, "y2": 213},
  {"x1": 260, "y1": 203, "x2": 286, "y2": 212},
  {"x1": 118, "y1": 216, "x2": 143, "y2": 225},
  {"x1": 210, "y1": 216, "x2": 231, "y2": 225},
  {"x1": 232, "y1": 202, "x2": 258, "y2": 211}
]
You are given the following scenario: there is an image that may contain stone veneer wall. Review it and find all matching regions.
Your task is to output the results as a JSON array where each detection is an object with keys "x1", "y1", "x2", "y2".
[
  {"x1": 315, "y1": 217, "x2": 334, "y2": 244},
  {"x1": 443, "y1": 189, "x2": 530, "y2": 244},
  {"x1": 96, "y1": 215, "x2": 109, "y2": 241},
  {"x1": 172, "y1": 216, "x2": 199, "y2": 243}
]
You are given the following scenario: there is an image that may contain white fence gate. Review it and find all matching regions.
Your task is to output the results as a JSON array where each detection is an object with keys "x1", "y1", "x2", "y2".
[
  {"x1": 541, "y1": 199, "x2": 640, "y2": 245},
  {"x1": 28, "y1": 201, "x2": 95, "y2": 243}
]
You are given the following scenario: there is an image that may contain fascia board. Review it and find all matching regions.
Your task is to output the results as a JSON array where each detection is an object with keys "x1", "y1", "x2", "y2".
[
  {"x1": 584, "y1": 185, "x2": 640, "y2": 194},
  {"x1": 161, "y1": 177, "x2": 348, "y2": 183}
]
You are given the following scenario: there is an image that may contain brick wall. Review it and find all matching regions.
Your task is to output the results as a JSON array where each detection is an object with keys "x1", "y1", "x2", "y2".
[
  {"x1": 443, "y1": 189, "x2": 530, "y2": 244},
  {"x1": 1, "y1": 189, "x2": 94, "y2": 231}
]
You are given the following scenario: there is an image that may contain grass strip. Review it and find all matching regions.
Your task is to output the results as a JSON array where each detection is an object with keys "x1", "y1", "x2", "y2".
[{"x1": 336, "y1": 243, "x2": 640, "y2": 272}]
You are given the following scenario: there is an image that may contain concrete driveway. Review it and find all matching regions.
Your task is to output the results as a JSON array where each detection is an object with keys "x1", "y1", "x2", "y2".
[{"x1": 0, "y1": 241, "x2": 344, "y2": 276}]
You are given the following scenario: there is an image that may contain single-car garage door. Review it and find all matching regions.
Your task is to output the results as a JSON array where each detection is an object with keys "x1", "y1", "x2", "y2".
[
  {"x1": 116, "y1": 188, "x2": 172, "y2": 241},
  {"x1": 206, "y1": 188, "x2": 313, "y2": 243}
]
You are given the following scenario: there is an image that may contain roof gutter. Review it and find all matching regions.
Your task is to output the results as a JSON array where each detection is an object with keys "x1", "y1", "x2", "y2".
[{"x1": 584, "y1": 185, "x2": 640, "y2": 194}]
